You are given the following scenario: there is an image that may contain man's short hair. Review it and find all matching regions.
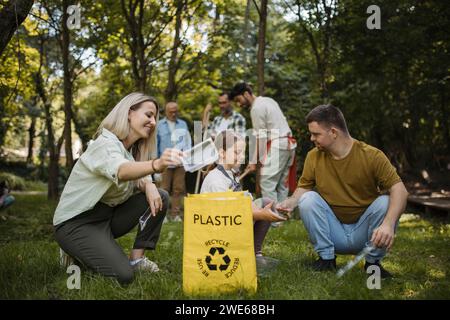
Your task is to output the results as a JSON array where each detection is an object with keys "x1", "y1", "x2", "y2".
[
  {"x1": 229, "y1": 82, "x2": 253, "y2": 100},
  {"x1": 219, "y1": 92, "x2": 229, "y2": 99},
  {"x1": 306, "y1": 104, "x2": 349, "y2": 135}
]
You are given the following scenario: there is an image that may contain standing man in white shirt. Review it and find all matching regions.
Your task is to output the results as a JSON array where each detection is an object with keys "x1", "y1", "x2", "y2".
[
  {"x1": 202, "y1": 92, "x2": 247, "y2": 139},
  {"x1": 229, "y1": 82, "x2": 297, "y2": 205},
  {"x1": 157, "y1": 101, "x2": 192, "y2": 221}
]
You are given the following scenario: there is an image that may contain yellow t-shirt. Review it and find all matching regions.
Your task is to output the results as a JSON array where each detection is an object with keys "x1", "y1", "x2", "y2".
[{"x1": 298, "y1": 139, "x2": 402, "y2": 224}]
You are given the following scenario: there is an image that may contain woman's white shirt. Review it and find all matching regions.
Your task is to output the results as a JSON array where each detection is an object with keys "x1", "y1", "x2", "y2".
[{"x1": 53, "y1": 128, "x2": 143, "y2": 226}]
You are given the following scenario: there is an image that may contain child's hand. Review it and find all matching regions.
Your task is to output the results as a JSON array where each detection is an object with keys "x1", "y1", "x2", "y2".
[
  {"x1": 255, "y1": 201, "x2": 287, "y2": 222},
  {"x1": 246, "y1": 164, "x2": 257, "y2": 173}
]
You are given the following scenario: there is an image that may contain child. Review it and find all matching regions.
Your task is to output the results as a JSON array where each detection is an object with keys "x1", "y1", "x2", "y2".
[{"x1": 200, "y1": 130, "x2": 286, "y2": 257}]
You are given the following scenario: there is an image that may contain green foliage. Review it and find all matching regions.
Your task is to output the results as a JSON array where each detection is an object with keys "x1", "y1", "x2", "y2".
[
  {"x1": 1, "y1": 0, "x2": 449, "y2": 176},
  {"x1": 0, "y1": 171, "x2": 47, "y2": 191},
  {"x1": 0, "y1": 172, "x2": 27, "y2": 190}
]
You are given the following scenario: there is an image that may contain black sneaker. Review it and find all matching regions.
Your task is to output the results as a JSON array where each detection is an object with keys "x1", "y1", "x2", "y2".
[
  {"x1": 364, "y1": 261, "x2": 393, "y2": 279},
  {"x1": 312, "y1": 257, "x2": 336, "y2": 271}
]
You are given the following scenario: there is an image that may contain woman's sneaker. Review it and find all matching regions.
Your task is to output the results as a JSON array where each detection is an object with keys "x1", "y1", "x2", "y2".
[{"x1": 130, "y1": 257, "x2": 160, "y2": 273}]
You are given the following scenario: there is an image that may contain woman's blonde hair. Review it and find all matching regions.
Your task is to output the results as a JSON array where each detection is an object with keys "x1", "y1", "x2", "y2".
[{"x1": 95, "y1": 92, "x2": 159, "y2": 161}]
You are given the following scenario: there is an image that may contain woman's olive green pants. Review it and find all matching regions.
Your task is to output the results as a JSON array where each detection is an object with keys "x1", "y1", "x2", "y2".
[{"x1": 54, "y1": 190, "x2": 169, "y2": 285}]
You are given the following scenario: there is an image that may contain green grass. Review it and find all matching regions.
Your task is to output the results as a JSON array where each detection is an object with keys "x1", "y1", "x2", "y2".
[{"x1": 0, "y1": 193, "x2": 449, "y2": 299}]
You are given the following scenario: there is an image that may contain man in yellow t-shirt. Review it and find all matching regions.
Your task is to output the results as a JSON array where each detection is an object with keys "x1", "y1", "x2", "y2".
[{"x1": 277, "y1": 105, "x2": 409, "y2": 278}]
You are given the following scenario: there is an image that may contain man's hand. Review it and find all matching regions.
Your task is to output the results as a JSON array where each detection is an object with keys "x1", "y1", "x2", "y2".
[
  {"x1": 371, "y1": 223, "x2": 395, "y2": 250},
  {"x1": 202, "y1": 103, "x2": 213, "y2": 129},
  {"x1": 204, "y1": 103, "x2": 213, "y2": 114},
  {"x1": 276, "y1": 197, "x2": 297, "y2": 214},
  {"x1": 145, "y1": 182, "x2": 162, "y2": 216}
]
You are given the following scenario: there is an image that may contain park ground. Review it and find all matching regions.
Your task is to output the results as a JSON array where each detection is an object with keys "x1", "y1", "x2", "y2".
[{"x1": 0, "y1": 190, "x2": 449, "y2": 300}]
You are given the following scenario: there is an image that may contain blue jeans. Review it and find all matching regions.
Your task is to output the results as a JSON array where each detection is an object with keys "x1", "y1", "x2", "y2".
[{"x1": 299, "y1": 191, "x2": 393, "y2": 263}]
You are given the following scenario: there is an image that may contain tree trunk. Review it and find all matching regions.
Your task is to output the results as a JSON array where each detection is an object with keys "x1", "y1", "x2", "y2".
[
  {"x1": 72, "y1": 111, "x2": 90, "y2": 152},
  {"x1": 35, "y1": 70, "x2": 62, "y2": 200},
  {"x1": 61, "y1": 0, "x2": 74, "y2": 169},
  {"x1": 318, "y1": 61, "x2": 328, "y2": 99},
  {"x1": 120, "y1": 0, "x2": 147, "y2": 92},
  {"x1": 0, "y1": 0, "x2": 33, "y2": 57},
  {"x1": 256, "y1": 0, "x2": 268, "y2": 96},
  {"x1": 242, "y1": 0, "x2": 252, "y2": 68},
  {"x1": 26, "y1": 114, "x2": 36, "y2": 164},
  {"x1": 0, "y1": 88, "x2": 9, "y2": 151},
  {"x1": 165, "y1": 0, "x2": 184, "y2": 102},
  {"x1": 34, "y1": 38, "x2": 63, "y2": 200},
  {"x1": 440, "y1": 83, "x2": 450, "y2": 155}
]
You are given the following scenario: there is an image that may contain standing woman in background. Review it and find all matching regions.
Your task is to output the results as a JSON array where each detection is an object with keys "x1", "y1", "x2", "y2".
[{"x1": 53, "y1": 92, "x2": 183, "y2": 285}]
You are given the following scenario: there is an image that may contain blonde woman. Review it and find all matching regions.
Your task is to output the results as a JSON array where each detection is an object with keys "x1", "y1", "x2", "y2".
[{"x1": 53, "y1": 93, "x2": 183, "y2": 285}]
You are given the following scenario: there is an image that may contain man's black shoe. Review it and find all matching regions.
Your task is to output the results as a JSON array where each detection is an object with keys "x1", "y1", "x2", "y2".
[
  {"x1": 312, "y1": 257, "x2": 336, "y2": 271},
  {"x1": 364, "y1": 261, "x2": 393, "y2": 279}
]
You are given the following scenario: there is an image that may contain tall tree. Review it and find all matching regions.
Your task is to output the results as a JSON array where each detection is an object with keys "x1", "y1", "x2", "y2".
[
  {"x1": 61, "y1": 0, "x2": 74, "y2": 168},
  {"x1": 34, "y1": 34, "x2": 64, "y2": 200},
  {"x1": 242, "y1": 0, "x2": 252, "y2": 69},
  {"x1": 165, "y1": 0, "x2": 185, "y2": 102},
  {"x1": 256, "y1": 0, "x2": 268, "y2": 95},
  {"x1": 120, "y1": 0, "x2": 175, "y2": 92},
  {"x1": 24, "y1": 97, "x2": 40, "y2": 164},
  {"x1": 164, "y1": 0, "x2": 206, "y2": 102},
  {"x1": 40, "y1": 0, "x2": 97, "y2": 168},
  {"x1": 284, "y1": 0, "x2": 337, "y2": 99}
]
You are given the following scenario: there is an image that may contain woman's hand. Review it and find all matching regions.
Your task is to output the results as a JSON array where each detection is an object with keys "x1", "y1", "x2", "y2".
[
  {"x1": 145, "y1": 182, "x2": 162, "y2": 216},
  {"x1": 154, "y1": 148, "x2": 184, "y2": 171}
]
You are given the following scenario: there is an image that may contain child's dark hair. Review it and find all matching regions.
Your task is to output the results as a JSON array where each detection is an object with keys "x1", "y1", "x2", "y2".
[{"x1": 203, "y1": 130, "x2": 244, "y2": 177}]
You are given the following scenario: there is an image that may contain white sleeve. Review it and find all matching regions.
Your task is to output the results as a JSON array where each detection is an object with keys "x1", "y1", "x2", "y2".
[
  {"x1": 200, "y1": 171, "x2": 231, "y2": 193},
  {"x1": 81, "y1": 142, "x2": 130, "y2": 186},
  {"x1": 251, "y1": 103, "x2": 268, "y2": 139}
]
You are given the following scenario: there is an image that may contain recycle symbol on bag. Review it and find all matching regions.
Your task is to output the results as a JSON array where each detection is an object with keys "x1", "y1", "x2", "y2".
[{"x1": 205, "y1": 247, "x2": 231, "y2": 271}]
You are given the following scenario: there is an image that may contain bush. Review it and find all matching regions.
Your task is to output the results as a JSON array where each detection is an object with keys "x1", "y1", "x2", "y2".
[{"x1": 0, "y1": 172, "x2": 27, "y2": 191}]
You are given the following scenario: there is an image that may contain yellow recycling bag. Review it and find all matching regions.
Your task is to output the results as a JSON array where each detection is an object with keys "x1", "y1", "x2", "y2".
[{"x1": 183, "y1": 191, "x2": 257, "y2": 295}]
